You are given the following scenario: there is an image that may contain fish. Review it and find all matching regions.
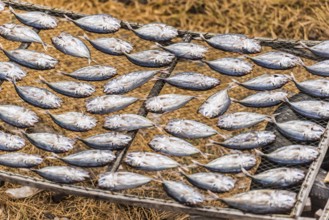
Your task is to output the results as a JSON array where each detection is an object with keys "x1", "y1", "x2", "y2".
[
  {"x1": 79, "y1": 132, "x2": 132, "y2": 150},
  {"x1": 163, "y1": 180, "x2": 205, "y2": 206},
  {"x1": 256, "y1": 145, "x2": 319, "y2": 165},
  {"x1": 284, "y1": 98, "x2": 329, "y2": 120},
  {"x1": 222, "y1": 189, "x2": 296, "y2": 214},
  {"x1": 148, "y1": 135, "x2": 205, "y2": 157},
  {"x1": 210, "y1": 131, "x2": 276, "y2": 150},
  {"x1": 232, "y1": 73, "x2": 291, "y2": 91},
  {"x1": 271, "y1": 116, "x2": 325, "y2": 141},
  {"x1": 193, "y1": 153, "x2": 256, "y2": 173},
  {"x1": 303, "y1": 60, "x2": 329, "y2": 77},
  {"x1": 0, "y1": 1, "x2": 5, "y2": 11},
  {"x1": 48, "y1": 112, "x2": 97, "y2": 132},
  {"x1": 300, "y1": 41, "x2": 329, "y2": 58},
  {"x1": 52, "y1": 32, "x2": 91, "y2": 63},
  {"x1": 0, "y1": 131, "x2": 25, "y2": 151},
  {"x1": 157, "y1": 42, "x2": 208, "y2": 60},
  {"x1": 39, "y1": 76, "x2": 95, "y2": 98},
  {"x1": 0, "y1": 104, "x2": 39, "y2": 128},
  {"x1": 58, "y1": 150, "x2": 116, "y2": 167},
  {"x1": 125, "y1": 152, "x2": 180, "y2": 171},
  {"x1": 200, "y1": 34, "x2": 261, "y2": 54},
  {"x1": 198, "y1": 86, "x2": 231, "y2": 118},
  {"x1": 0, "y1": 23, "x2": 46, "y2": 49},
  {"x1": 82, "y1": 34, "x2": 133, "y2": 56},
  {"x1": 13, "y1": 82, "x2": 62, "y2": 109},
  {"x1": 248, "y1": 51, "x2": 303, "y2": 70},
  {"x1": 126, "y1": 22, "x2": 178, "y2": 42},
  {"x1": 217, "y1": 112, "x2": 269, "y2": 130},
  {"x1": 0, "y1": 152, "x2": 43, "y2": 168},
  {"x1": 0, "y1": 62, "x2": 26, "y2": 81},
  {"x1": 161, "y1": 72, "x2": 220, "y2": 91},
  {"x1": 202, "y1": 58, "x2": 253, "y2": 76},
  {"x1": 32, "y1": 166, "x2": 90, "y2": 184},
  {"x1": 9, "y1": 6, "x2": 58, "y2": 29},
  {"x1": 145, "y1": 94, "x2": 194, "y2": 113},
  {"x1": 104, "y1": 70, "x2": 159, "y2": 94},
  {"x1": 0, "y1": 47, "x2": 57, "y2": 70},
  {"x1": 125, "y1": 50, "x2": 175, "y2": 68},
  {"x1": 180, "y1": 171, "x2": 236, "y2": 193},
  {"x1": 242, "y1": 167, "x2": 305, "y2": 187},
  {"x1": 233, "y1": 90, "x2": 288, "y2": 108},
  {"x1": 86, "y1": 95, "x2": 139, "y2": 114},
  {"x1": 64, "y1": 14, "x2": 121, "y2": 34},
  {"x1": 291, "y1": 73, "x2": 329, "y2": 98},
  {"x1": 165, "y1": 119, "x2": 218, "y2": 139},
  {"x1": 98, "y1": 172, "x2": 153, "y2": 191},
  {"x1": 24, "y1": 132, "x2": 75, "y2": 153},
  {"x1": 61, "y1": 65, "x2": 117, "y2": 81},
  {"x1": 104, "y1": 114, "x2": 154, "y2": 131}
]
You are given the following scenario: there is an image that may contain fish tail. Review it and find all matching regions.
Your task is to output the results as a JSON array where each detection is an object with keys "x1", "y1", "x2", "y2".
[
  {"x1": 289, "y1": 72, "x2": 296, "y2": 82},
  {"x1": 207, "y1": 139, "x2": 222, "y2": 146},
  {"x1": 38, "y1": 75, "x2": 48, "y2": 84},
  {"x1": 46, "y1": 152, "x2": 60, "y2": 160},
  {"x1": 216, "y1": 131, "x2": 229, "y2": 139},
  {"x1": 150, "y1": 76, "x2": 165, "y2": 81},
  {"x1": 177, "y1": 167, "x2": 188, "y2": 176},
  {"x1": 227, "y1": 81, "x2": 238, "y2": 90},
  {"x1": 298, "y1": 41, "x2": 310, "y2": 50},
  {"x1": 191, "y1": 159, "x2": 203, "y2": 167},
  {"x1": 231, "y1": 78, "x2": 241, "y2": 86},
  {"x1": 240, "y1": 166, "x2": 252, "y2": 178},
  {"x1": 199, "y1": 33, "x2": 207, "y2": 41},
  {"x1": 81, "y1": 33, "x2": 90, "y2": 41},
  {"x1": 0, "y1": 42, "x2": 4, "y2": 52},
  {"x1": 199, "y1": 150, "x2": 210, "y2": 159},
  {"x1": 194, "y1": 94, "x2": 205, "y2": 100},
  {"x1": 254, "y1": 149, "x2": 265, "y2": 156},
  {"x1": 124, "y1": 21, "x2": 134, "y2": 31},
  {"x1": 155, "y1": 42, "x2": 164, "y2": 49},
  {"x1": 8, "y1": 6, "x2": 16, "y2": 15},
  {"x1": 266, "y1": 113, "x2": 279, "y2": 124},
  {"x1": 63, "y1": 14, "x2": 74, "y2": 22},
  {"x1": 230, "y1": 97, "x2": 238, "y2": 103},
  {"x1": 206, "y1": 190, "x2": 220, "y2": 201}
]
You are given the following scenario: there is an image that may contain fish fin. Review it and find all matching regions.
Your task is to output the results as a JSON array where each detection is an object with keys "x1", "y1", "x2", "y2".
[
  {"x1": 150, "y1": 76, "x2": 165, "y2": 81},
  {"x1": 158, "y1": 67, "x2": 171, "y2": 75},
  {"x1": 298, "y1": 41, "x2": 310, "y2": 50},
  {"x1": 240, "y1": 166, "x2": 252, "y2": 178},
  {"x1": 227, "y1": 81, "x2": 238, "y2": 90},
  {"x1": 38, "y1": 75, "x2": 49, "y2": 85},
  {"x1": 199, "y1": 151, "x2": 210, "y2": 159},
  {"x1": 155, "y1": 42, "x2": 164, "y2": 49},
  {"x1": 230, "y1": 97, "x2": 238, "y2": 103},
  {"x1": 199, "y1": 33, "x2": 207, "y2": 41},
  {"x1": 59, "y1": 71, "x2": 69, "y2": 77},
  {"x1": 46, "y1": 152, "x2": 60, "y2": 160},
  {"x1": 266, "y1": 113, "x2": 279, "y2": 123},
  {"x1": 216, "y1": 132, "x2": 229, "y2": 140},
  {"x1": 63, "y1": 14, "x2": 74, "y2": 22},
  {"x1": 194, "y1": 94, "x2": 206, "y2": 100},
  {"x1": 177, "y1": 167, "x2": 188, "y2": 176},
  {"x1": 190, "y1": 159, "x2": 203, "y2": 167},
  {"x1": 81, "y1": 33, "x2": 90, "y2": 41},
  {"x1": 206, "y1": 190, "x2": 220, "y2": 201},
  {"x1": 207, "y1": 139, "x2": 222, "y2": 146},
  {"x1": 0, "y1": 42, "x2": 5, "y2": 52},
  {"x1": 124, "y1": 21, "x2": 134, "y2": 31},
  {"x1": 179, "y1": 164, "x2": 190, "y2": 172},
  {"x1": 254, "y1": 149, "x2": 265, "y2": 156},
  {"x1": 8, "y1": 6, "x2": 16, "y2": 15},
  {"x1": 289, "y1": 72, "x2": 297, "y2": 82},
  {"x1": 231, "y1": 78, "x2": 241, "y2": 85}
]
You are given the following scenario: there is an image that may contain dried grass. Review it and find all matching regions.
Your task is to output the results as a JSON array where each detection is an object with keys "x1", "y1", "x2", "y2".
[{"x1": 0, "y1": 0, "x2": 327, "y2": 219}]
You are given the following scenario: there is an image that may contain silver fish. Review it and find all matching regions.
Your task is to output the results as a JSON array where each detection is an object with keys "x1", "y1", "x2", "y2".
[
  {"x1": 14, "y1": 83, "x2": 62, "y2": 109},
  {"x1": 157, "y1": 42, "x2": 208, "y2": 60},
  {"x1": 200, "y1": 34, "x2": 261, "y2": 54},
  {"x1": 161, "y1": 72, "x2": 220, "y2": 91},
  {"x1": 203, "y1": 58, "x2": 253, "y2": 76},
  {"x1": 40, "y1": 77, "x2": 95, "y2": 98},
  {"x1": 181, "y1": 171, "x2": 236, "y2": 193},
  {"x1": 83, "y1": 34, "x2": 133, "y2": 55},
  {"x1": 165, "y1": 119, "x2": 218, "y2": 139},
  {"x1": 222, "y1": 189, "x2": 296, "y2": 214},
  {"x1": 285, "y1": 98, "x2": 329, "y2": 120},
  {"x1": 301, "y1": 41, "x2": 329, "y2": 58},
  {"x1": 194, "y1": 153, "x2": 256, "y2": 173},
  {"x1": 249, "y1": 51, "x2": 303, "y2": 70},
  {"x1": 0, "y1": 1, "x2": 5, "y2": 11},
  {"x1": 0, "y1": 23, "x2": 46, "y2": 48},
  {"x1": 149, "y1": 135, "x2": 204, "y2": 157},
  {"x1": 32, "y1": 166, "x2": 90, "y2": 184},
  {"x1": 79, "y1": 132, "x2": 132, "y2": 150},
  {"x1": 49, "y1": 112, "x2": 97, "y2": 132},
  {"x1": 98, "y1": 172, "x2": 152, "y2": 191},
  {"x1": 198, "y1": 86, "x2": 231, "y2": 118},
  {"x1": 291, "y1": 73, "x2": 329, "y2": 98},
  {"x1": 86, "y1": 95, "x2": 138, "y2": 114},
  {"x1": 233, "y1": 73, "x2": 291, "y2": 91},
  {"x1": 62, "y1": 65, "x2": 117, "y2": 81},
  {"x1": 0, "y1": 152, "x2": 43, "y2": 168},
  {"x1": 0, "y1": 47, "x2": 57, "y2": 70},
  {"x1": 104, "y1": 70, "x2": 159, "y2": 94},
  {"x1": 233, "y1": 90, "x2": 288, "y2": 108},
  {"x1": 126, "y1": 22, "x2": 178, "y2": 42},
  {"x1": 0, "y1": 131, "x2": 25, "y2": 151},
  {"x1": 64, "y1": 14, "x2": 121, "y2": 34},
  {"x1": 272, "y1": 117, "x2": 325, "y2": 141},
  {"x1": 211, "y1": 131, "x2": 276, "y2": 150},
  {"x1": 125, "y1": 152, "x2": 180, "y2": 171},
  {"x1": 24, "y1": 132, "x2": 75, "y2": 153},
  {"x1": 9, "y1": 6, "x2": 58, "y2": 29},
  {"x1": 0, "y1": 62, "x2": 26, "y2": 81},
  {"x1": 125, "y1": 50, "x2": 175, "y2": 68},
  {"x1": 104, "y1": 114, "x2": 154, "y2": 131},
  {"x1": 304, "y1": 60, "x2": 329, "y2": 77},
  {"x1": 217, "y1": 112, "x2": 269, "y2": 130},
  {"x1": 59, "y1": 150, "x2": 116, "y2": 167},
  {"x1": 52, "y1": 32, "x2": 91, "y2": 63},
  {"x1": 163, "y1": 180, "x2": 205, "y2": 206},
  {"x1": 0, "y1": 104, "x2": 39, "y2": 128},
  {"x1": 256, "y1": 145, "x2": 319, "y2": 165},
  {"x1": 242, "y1": 167, "x2": 305, "y2": 187},
  {"x1": 145, "y1": 94, "x2": 194, "y2": 113}
]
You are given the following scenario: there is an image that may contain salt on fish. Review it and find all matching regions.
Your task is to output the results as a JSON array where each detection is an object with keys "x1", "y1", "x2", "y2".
[
  {"x1": 0, "y1": 104, "x2": 39, "y2": 128},
  {"x1": 291, "y1": 73, "x2": 329, "y2": 98},
  {"x1": 58, "y1": 150, "x2": 116, "y2": 167},
  {"x1": 145, "y1": 94, "x2": 194, "y2": 113},
  {"x1": 48, "y1": 111, "x2": 97, "y2": 132},
  {"x1": 0, "y1": 62, "x2": 26, "y2": 81},
  {"x1": 0, "y1": 131, "x2": 25, "y2": 151},
  {"x1": 284, "y1": 98, "x2": 329, "y2": 120},
  {"x1": 61, "y1": 65, "x2": 117, "y2": 81},
  {"x1": 157, "y1": 42, "x2": 208, "y2": 60},
  {"x1": 0, "y1": 152, "x2": 43, "y2": 168},
  {"x1": 125, "y1": 50, "x2": 175, "y2": 68},
  {"x1": 303, "y1": 60, "x2": 329, "y2": 77},
  {"x1": 79, "y1": 132, "x2": 132, "y2": 150},
  {"x1": 217, "y1": 112, "x2": 269, "y2": 130},
  {"x1": 104, "y1": 114, "x2": 154, "y2": 131},
  {"x1": 202, "y1": 58, "x2": 253, "y2": 76}
]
